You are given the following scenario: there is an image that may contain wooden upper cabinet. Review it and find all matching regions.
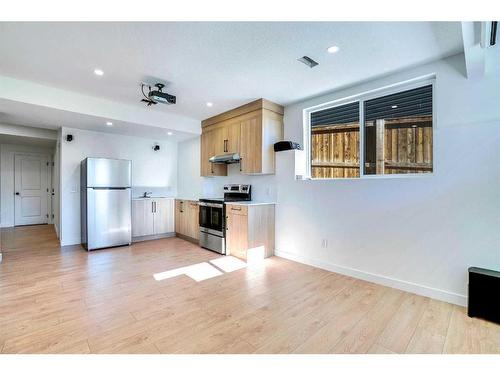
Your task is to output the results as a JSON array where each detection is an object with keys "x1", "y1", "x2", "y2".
[
  {"x1": 200, "y1": 128, "x2": 227, "y2": 177},
  {"x1": 212, "y1": 126, "x2": 225, "y2": 155},
  {"x1": 239, "y1": 112, "x2": 262, "y2": 174},
  {"x1": 223, "y1": 121, "x2": 241, "y2": 154},
  {"x1": 200, "y1": 99, "x2": 283, "y2": 176}
]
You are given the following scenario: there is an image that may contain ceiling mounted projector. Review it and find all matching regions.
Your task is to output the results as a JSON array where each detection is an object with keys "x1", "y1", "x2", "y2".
[{"x1": 140, "y1": 83, "x2": 176, "y2": 106}]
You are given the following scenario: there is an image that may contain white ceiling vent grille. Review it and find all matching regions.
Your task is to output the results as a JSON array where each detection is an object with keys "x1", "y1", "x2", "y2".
[{"x1": 298, "y1": 56, "x2": 319, "y2": 68}]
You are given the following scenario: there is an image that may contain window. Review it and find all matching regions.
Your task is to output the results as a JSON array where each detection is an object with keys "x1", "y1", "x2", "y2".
[
  {"x1": 310, "y1": 102, "x2": 360, "y2": 178},
  {"x1": 307, "y1": 80, "x2": 434, "y2": 179},
  {"x1": 364, "y1": 85, "x2": 433, "y2": 175}
]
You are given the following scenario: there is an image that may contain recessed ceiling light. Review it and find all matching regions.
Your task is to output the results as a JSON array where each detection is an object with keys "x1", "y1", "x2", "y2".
[
  {"x1": 391, "y1": 105, "x2": 398, "y2": 109},
  {"x1": 327, "y1": 45, "x2": 340, "y2": 54},
  {"x1": 94, "y1": 69, "x2": 104, "y2": 76},
  {"x1": 167, "y1": 131, "x2": 173, "y2": 136},
  {"x1": 206, "y1": 102, "x2": 213, "y2": 107},
  {"x1": 106, "y1": 121, "x2": 113, "y2": 126}
]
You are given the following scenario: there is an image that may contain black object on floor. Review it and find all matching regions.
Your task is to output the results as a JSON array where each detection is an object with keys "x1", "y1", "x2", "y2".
[{"x1": 468, "y1": 266, "x2": 500, "y2": 324}]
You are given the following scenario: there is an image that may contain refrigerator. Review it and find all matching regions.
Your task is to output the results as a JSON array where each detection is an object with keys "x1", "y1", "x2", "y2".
[{"x1": 81, "y1": 157, "x2": 132, "y2": 251}]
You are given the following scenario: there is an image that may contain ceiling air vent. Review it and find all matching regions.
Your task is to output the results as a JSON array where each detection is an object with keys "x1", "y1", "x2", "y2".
[{"x1": 298, "y1": 56, "x2": 319, "y2": 68}]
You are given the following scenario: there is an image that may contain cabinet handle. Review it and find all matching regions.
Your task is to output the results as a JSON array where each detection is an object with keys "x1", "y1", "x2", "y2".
[
  {"x1": 231, "y1": 207, "x2": 242, "y2": 211},
  {"x1": 224, "y1": 139, "x2": 228, "y2": 153},
  {"x1": 239, "y1": 158, "x2": 243, "y2": 172},
  {"x1": 211, "y1": 162, "x2": 214, "y2": 174}
]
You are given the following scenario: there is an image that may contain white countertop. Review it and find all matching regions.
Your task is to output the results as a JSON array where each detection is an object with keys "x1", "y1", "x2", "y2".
[{"x1": 224, "y1": 201, "x2": 276, "y2": 206}]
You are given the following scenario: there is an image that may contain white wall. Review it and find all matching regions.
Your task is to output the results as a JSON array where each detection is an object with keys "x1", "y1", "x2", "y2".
[
  {"x1": 0, "y1": 143, "x2": 54, "y2": 227},
  {"x1": 53, "y1": 134, "x2": 61, "y2": 238},
  {"x1": 176, "y1": 136, "x2": 278, "y2": 201},
  {"x1": 177, "y1": 53, "x2": 500, "y2": 306},
  {"x1": 60, "y1": 127, "x2": 178, "y2": 246}
]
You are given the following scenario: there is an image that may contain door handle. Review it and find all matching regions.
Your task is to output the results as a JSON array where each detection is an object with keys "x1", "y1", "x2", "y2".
[{"x1": 15, "y1": 192, "x2": 20, "y2": 196}]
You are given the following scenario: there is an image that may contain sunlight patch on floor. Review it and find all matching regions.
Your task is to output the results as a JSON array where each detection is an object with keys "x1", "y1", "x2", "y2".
[
  {"x1": 209, "y1": 256, "x2": 247, "y2": 273},
  {"x1": 246, "y1": 246, "x2": 265, "y2": 264},
  {"x1": 153, "y1": 262, "x2": 223, "y2": 282}
]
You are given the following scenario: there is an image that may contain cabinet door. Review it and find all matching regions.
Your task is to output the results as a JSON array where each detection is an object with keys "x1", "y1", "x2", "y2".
[
  {"x1": 132, "y1": 199, "x2": 154, "y2": 237},
  {"x1": 239, "y1": 114, "x2": 262, "y2": 174},
  {"x1": 200, "y1": 132, "x2": 211, "y2": 177},
  {"x1": 223, "y1": 121, "x2": 240, "y2": 154},
  {"x1": 200, "y1": 128, "x2": 227, "y2": 176},
  {"x1": 187, "y1": 201, "x2": 199, "y2": 239},
  {"x1": 212, "y1": 126, "x2": 225, "y2": 155},
  {"x1": 175, "y1": 200, "x2": 184, "y2": 234},
  {"x1": 153, "y1": 198, "x2": 174, "y2": 234},
  {"x1": 226, "y1": 212, "x2": 248, "y2": 260}
]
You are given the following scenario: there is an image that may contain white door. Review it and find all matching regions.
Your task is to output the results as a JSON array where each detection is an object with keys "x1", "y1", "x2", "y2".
[
  {"x1": 132, "y1": 199, "x2": 155, "y2": 237},
  {"x1": 14, "y1": 154, "x2": 49, "y2": 226},
  {"x1": 153, "y1": 198, "x2": 174, "y2": 234}
]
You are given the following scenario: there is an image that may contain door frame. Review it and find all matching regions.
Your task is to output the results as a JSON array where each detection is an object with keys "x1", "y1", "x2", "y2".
[{"x1": 13, "y1": 152, "x2": 53, "y2": 227}]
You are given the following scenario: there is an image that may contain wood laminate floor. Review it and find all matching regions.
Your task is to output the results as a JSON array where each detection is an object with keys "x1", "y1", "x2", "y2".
[{"x1": 1, "y1": 225, "x2": 499, "y2": 354}]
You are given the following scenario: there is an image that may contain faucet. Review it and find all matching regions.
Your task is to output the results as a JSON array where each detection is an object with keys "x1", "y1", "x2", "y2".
[{"x1": 143, "y1": 191, "x2": 152, "y2": 198}]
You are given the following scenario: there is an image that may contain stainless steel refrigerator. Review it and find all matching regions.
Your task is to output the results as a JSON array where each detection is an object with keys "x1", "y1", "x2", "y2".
[{"x1": 81, "y1": 157, "x2": 132, "y2": 251}]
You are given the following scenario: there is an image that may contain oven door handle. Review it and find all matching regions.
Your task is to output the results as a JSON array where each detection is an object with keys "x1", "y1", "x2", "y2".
[{"x1": 199, "y1": 202, "x2": 224, "y2": 208}]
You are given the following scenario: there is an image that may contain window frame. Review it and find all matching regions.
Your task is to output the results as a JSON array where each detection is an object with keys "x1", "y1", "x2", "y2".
[{"x1": 303, "y1": 75, "x2": 436, "y2": 180}]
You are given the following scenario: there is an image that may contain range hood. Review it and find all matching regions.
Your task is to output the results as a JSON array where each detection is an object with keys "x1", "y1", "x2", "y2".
[{"x1": 209, "y1": 153, "x2": 241, "y2": 164}]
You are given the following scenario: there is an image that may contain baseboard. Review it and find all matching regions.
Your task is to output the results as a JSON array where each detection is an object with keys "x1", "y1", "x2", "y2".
[
  {"x1": 275, "y1": 249, "x2": 467, "y2": 307},
  {"x1": 60, "y1": 236, "x2": 82, "y2": 247},
  {"x1": 132, "y1": 232, "x2": 175, "y2": 243}
]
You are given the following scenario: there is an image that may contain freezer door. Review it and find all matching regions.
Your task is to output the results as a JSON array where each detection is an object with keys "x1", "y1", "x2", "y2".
[
  {"x1": 86, "y1": 158, "x2": 131, "y2": 188},
  {"x1": 86, "y1": 188, "x2": 131, "y2": 250}
]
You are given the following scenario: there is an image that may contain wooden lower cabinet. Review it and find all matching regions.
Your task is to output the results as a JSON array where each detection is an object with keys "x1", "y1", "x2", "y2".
[
  {"x1": 132, "y1": 198, "x2": 174, "y2": 240},
  {"x1": 225, "y1": 203, "x2": 275, "y2": 261},
  {"x1": 226, "y1": 210, "x2": 248, "y2": 260},
  {"x1": 175, "y1": 199, "x2": 199, "y2": 241}
]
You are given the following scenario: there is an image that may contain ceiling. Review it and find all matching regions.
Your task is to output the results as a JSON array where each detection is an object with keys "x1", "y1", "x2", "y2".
[
  {"x1": 0, "y1": 133, "x2": 56, "y2": 148},
  {"x1": 0, "y1": 22, "x2": 463, "y2": 138},
  {"x1": 0, "y1": 98, "x2": 195, "y2": 142}
]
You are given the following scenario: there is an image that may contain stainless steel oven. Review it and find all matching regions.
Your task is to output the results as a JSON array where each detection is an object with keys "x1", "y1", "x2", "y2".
[
  {"x1": 199, "y1": 199, "x2": 225, "y2": 254},
  {"x1": 198, "y1": 184, "x2": 252, "y2": 255}
]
